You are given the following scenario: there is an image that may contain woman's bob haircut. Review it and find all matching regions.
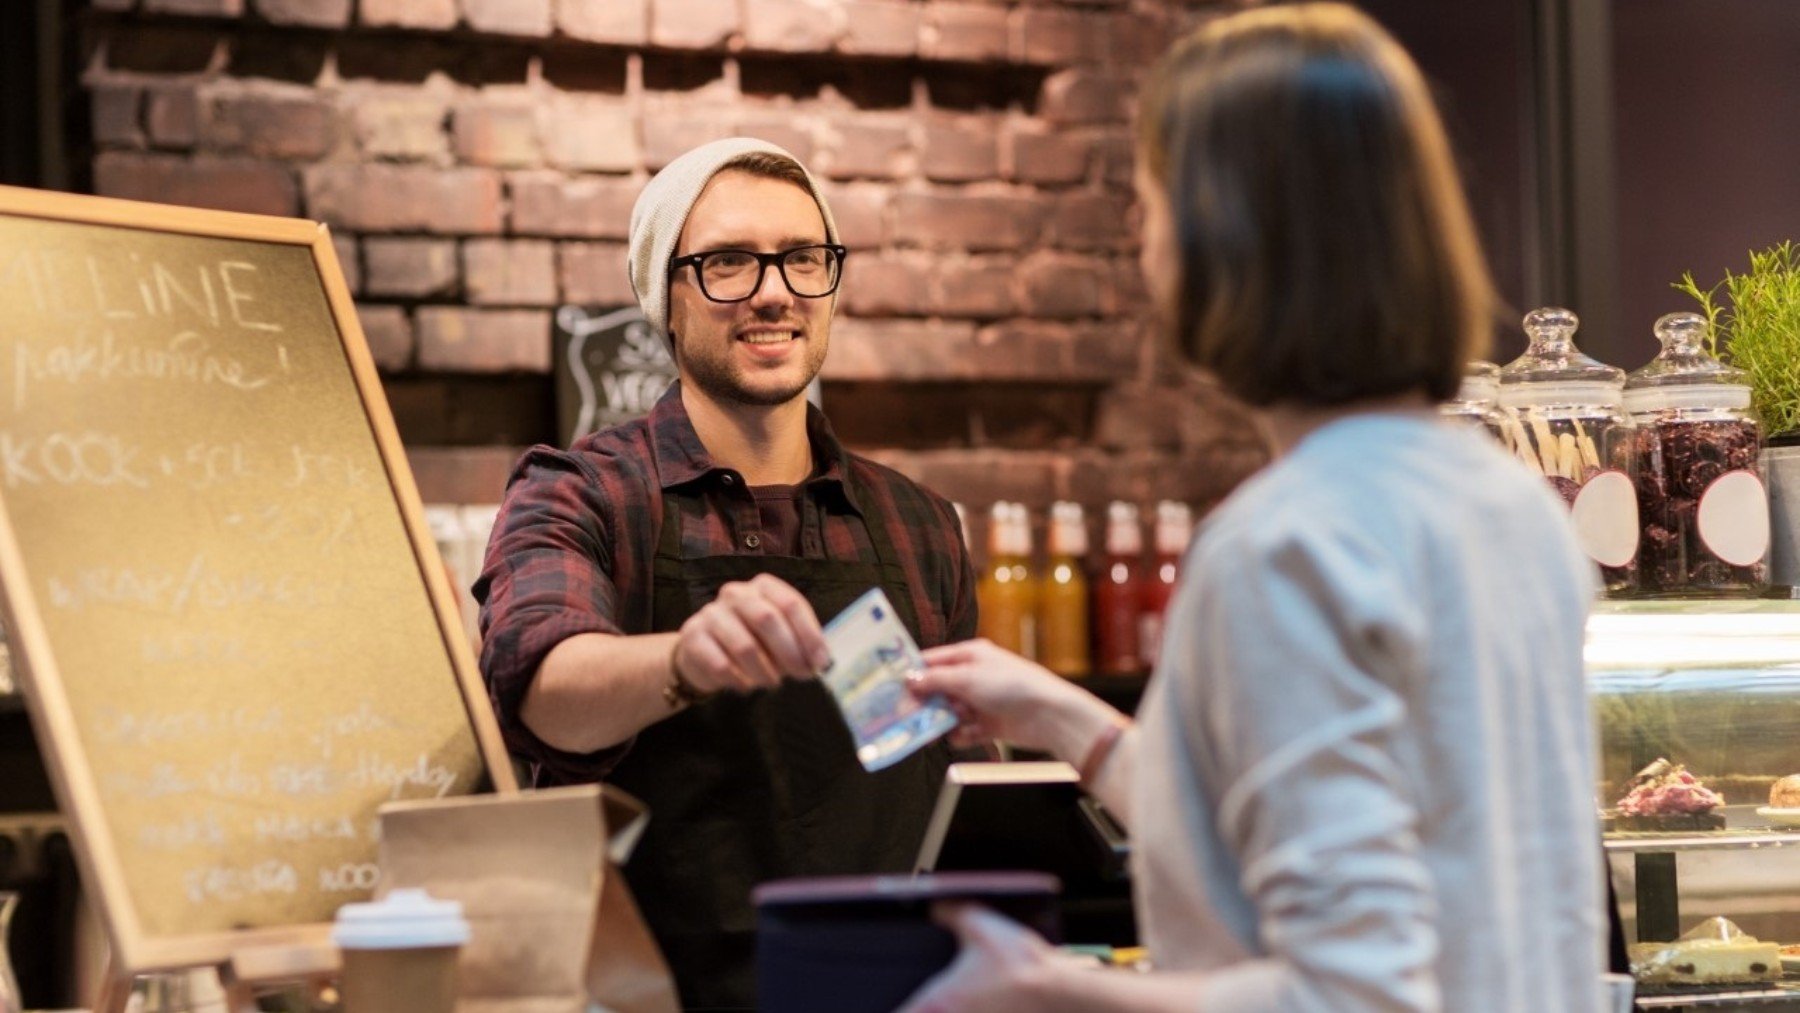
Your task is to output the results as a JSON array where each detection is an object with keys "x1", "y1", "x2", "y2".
[{"x1": 1139, "y1": 3, "x2": 1497, "y2": 407}]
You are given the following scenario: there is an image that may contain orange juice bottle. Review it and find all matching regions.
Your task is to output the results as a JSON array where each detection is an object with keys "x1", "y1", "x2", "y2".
[
  {"x1": 1037, "y1": 501, "x2": 1091, "y2": 678},
  {"x1": 977, "y1": 502, "x2": 1038, "y2": 659},
  {"x1": 1138, "y1": 501, "x2": 1192, "y2": 670}
]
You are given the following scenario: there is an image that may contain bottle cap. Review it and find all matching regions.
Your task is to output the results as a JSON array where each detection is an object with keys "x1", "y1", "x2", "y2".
[
  {"x1": 1048, "y1": 501, "x2": 1087, "y2": 556},
  {"x1": 1154, "y1": 501, "x2": 1192, "y2": 555},
  {"x1": 1104, "y1": 501, "x2": 1142, "y2": 555}
]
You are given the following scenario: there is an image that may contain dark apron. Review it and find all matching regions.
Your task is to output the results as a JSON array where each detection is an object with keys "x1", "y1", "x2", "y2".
[{"x1": 606, "y1": 484, "x2": 950, "y2": 1011}]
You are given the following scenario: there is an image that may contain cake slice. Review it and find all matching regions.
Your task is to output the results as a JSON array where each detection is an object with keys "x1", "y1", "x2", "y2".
[{"x1": 1630, "y1": 917, "x2": 1781, "y2": 986}]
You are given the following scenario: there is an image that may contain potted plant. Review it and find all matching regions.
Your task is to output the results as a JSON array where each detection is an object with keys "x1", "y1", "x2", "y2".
[{"x1": 1675, "y1": 241, "x2": 1800, "y2": 589}]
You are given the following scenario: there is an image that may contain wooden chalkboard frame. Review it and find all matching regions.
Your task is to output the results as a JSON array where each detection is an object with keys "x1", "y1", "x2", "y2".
[{"x1": 0, "y1": 185, "x2": 518, "y2": 977}]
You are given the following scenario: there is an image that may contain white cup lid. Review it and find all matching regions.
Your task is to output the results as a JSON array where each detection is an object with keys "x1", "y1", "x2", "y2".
[{"x1": 332, "y1": 888, "x2": 469, "y2": 950}]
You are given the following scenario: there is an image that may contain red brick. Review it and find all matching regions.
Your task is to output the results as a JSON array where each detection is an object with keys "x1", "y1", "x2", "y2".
[
  {"x1": 858, "y1": 449, "x2": 1061, "y2": 516},
  {"x1": 331, "y1": 231, "x2": 361, "y2": 294},
  {"x1": 1051, "y1": 192, "x2": 1135, "y2": 252},
  {"x1": 839, "y1": 254, "x2": 929, "y2": 317},
  {"x1": 556, "y1": 0, "x2": 647, "y2": 44},
  {"x1": 364, "y1": 238, "x2": 461, "y2": 298},
  {"x1": 463, "y1": 239, "x2": 558, "y2": 306},
  {"x1": 144, "y1": 0, "x2": 243, "y2": 14},
  {"x1": 205, "y1": 93, "x2": 336, "y2": 160},
  {"x1": 922, "y1": 3, "x2": 1008, "y2": 63},
  {"x1": 1010, "y1": 7, "x2": 1101, "y2": 66},
  {"x1": 1007, "y1": 127, "x2": 1091, "y2": 186},
  {"x1": 1096, "y1": 130, "x2": 1136, "y2": 187},
  {"x1": 826, "y1": 317, "x2": 1136, "y2": 381},
  {"x1": 1109, "y1": 9, "x2": 1179, "y2": 67},
  {"x1": 818, "y1": 183, "x2": 887, "y2": 249},
  {"x1": 643, "y1": 113, "x2": 734, "y2": 172},
  {"x1": 416, "y1": 307, "x2": 552, "y2": 372},
  {"x1": 1109, "y1": 257, "x2": 1149, "y2": 318},
  {"x1": 304, "y1": 165, "x2": 503, "y2": 233},
  {"x1": 94, "y1": 152, "x2": 298, "y2": 216},
  {"x1": 735, "y1": 116, "x2": 816, "y2": 165},
  {"x1": 356, "y1": 303, "x2": 414, "y2": 372},
  {"x1": 842, "y1": 1, "x2": 918, "y2": 58},
  {"x1": 650, "y1": 0, "x2": 738, "y2": 49},
  {"x1": 351, "y1": 94, "x2": 450, "y2": 162},
  {"x1": 1093, "y1": 383, "x2": 1183, "y2": 451},
  {"x1": 1020, "y1": 254, "x2": 1108, "y2": 318},
  {"x1": 822, "y1": 319, "x2": 979, "y2": 381},
  {"x1": 253, "y1": 0, "x2": 352, "y2": 28},
  {"x1": 92, "y1": 86, "x2": 144, "y2": 148},
  {"x1": 922, "y1": 118, "x2": 999, "y2": 183},
  {"x1": 147, "y1": 87, "x2": 200, "y2": 148},
  {"x1": 451, "y1": 102, "x2": 540, "y2": 168},
  {"x1": 558, "y1": 242, "x2": 635, "y2": 306},
  {"x1": 508, "y1": 172, "x2": 638, "y2": 238},
  {"x1": 822, "y1": 120, "x2": 911, "y2": 181},
  {"x1": 889, "y1": 191, "x2": 1045, "y2": 252},
  {"x1": 928, "y1": 255, "x2": 1016, "y2": 319},
  {"x1": 540, "y1": 99, "x2": 637, "y2": 172},
  {"x1": 1041, "y1": 70, "x2": 1133, "y2": 126},
  {"x1": 463, "y1": 0, "x2": 551, "y2": 36},
  {"x1": 360, "y1": 0, "x2": 457, "y2": 29},
  {"x1": 744, "y1": 0, "x2": 846, "y2": 52}
]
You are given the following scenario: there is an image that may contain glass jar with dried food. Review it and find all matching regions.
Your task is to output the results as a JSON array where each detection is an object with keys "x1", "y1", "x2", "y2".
[
  {"x1": 1624, "y1": 311, "x2": 1769, "y2": 596},
  {"x1": 1498, "y1": 307, "x2": 1639, "y2": 595},
  {"x1": 1439, "y1": 360, "x2": 1506, "y2": 441}
]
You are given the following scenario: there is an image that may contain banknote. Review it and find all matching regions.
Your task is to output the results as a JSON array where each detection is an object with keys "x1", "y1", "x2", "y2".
[{"x1": 821, "y1": 587, "x2": 959, "y2": 771}]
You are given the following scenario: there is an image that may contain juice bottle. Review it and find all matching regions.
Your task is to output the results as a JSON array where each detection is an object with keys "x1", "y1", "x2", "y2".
[
  {"x1": 1138, "y1": 501, "x2": 1192, "y2": 670},
  {"x1": 1037, "y1": 501, "x2": 1091, "y2": 678},
  {"x1": 977, "y1": 502, "x2": 1038, "y2": 659},
  {"x1": 1092, "y1": 501, "x2": 1144, "y2": 676}
]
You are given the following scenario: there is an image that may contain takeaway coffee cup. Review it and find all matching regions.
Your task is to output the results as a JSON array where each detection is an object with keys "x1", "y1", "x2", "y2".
[{"x1": 332, "y1": 888, "x2": 470, "y2": 1013}]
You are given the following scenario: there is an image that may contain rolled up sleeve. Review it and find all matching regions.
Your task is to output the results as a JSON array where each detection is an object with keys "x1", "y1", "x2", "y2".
[{"x1": 474, "y1": 447, "x2": 631, "y2": 782}]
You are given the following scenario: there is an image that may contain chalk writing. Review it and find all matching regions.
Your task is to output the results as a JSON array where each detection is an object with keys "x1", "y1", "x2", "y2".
[
  {"x1": 0, "y1": 431, "x2": 148, "y2": 488},
  {"x1": 347, "y1": 751, "x2": 458, "y2": 799},
  {"x1": 0, "y1": 248, "x2": 284, "y2": 334},
  {"x1": 183, "y1": 860, "x2": 297, "y2": 904},
  {"x1": 11, "y1": 330, "x2": 279, "y2": 410}
]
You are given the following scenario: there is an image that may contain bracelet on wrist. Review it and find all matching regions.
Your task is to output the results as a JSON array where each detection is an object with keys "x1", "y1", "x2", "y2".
[
  {"x1": 663, "y1": 640, "x2": 709, "y2": 710},
  {"x1": 1076, "y1": 715, "x2": 1131, "y2": 788}
]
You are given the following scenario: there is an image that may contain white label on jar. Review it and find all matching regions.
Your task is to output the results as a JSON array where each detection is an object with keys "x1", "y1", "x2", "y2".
[
  {"x1": 1698, "y1": 469, "x2": 1770, "y2": 566},
  {"x1": 1570, "y1": 470, "x2": 1639, "y2": 568}
]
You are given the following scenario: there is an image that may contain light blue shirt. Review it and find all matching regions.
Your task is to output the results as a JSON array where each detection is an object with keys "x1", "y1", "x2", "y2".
[{"x1": 1131, "y1": 414, "x2": 1606, "y2": 1012}]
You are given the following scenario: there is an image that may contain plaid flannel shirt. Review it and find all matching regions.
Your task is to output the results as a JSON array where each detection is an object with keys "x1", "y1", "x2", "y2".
[{"x1": 473, "y1": 383, "x2": 978, "y2": 785}]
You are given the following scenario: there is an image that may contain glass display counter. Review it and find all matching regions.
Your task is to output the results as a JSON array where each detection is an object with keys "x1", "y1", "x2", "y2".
[{"x1": 1591, "y1": 599, "x2": 1800, "y2": 1008}]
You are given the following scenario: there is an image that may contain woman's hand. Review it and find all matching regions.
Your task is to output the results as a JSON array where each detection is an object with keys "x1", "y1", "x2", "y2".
[
  {"x1": 895, "y1": 903, "x2": 1075, "y2": 1013},
  {"x1": 907, "y1": 639, "x2": 1120, "y2": 761}
]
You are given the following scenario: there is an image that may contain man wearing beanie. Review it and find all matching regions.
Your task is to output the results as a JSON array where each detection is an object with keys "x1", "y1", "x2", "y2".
[{"x1": 474, "y1": 138, "x2": 977, "y2": 1009}]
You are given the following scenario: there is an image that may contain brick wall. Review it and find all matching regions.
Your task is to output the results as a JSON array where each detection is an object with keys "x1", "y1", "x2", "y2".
[{"x1": 81, "y1": 0, "x2": 1268, "y2": 556}]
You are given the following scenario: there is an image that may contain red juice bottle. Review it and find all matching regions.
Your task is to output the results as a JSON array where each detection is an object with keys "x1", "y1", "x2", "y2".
[
  {"x1": 1138, "y1": 501, "x2": 1192, "y2": 670},
  {"x1": 1092, "y1": 501, "x2": 1144, "y2": 677}
]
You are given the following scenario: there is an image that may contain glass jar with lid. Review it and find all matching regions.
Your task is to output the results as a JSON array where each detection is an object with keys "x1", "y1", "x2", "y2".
[
  {"x1": 1624, "y1": 311, "x2": 1768, "y2": 596},
  {"x1": 1439, "y1": 360, "x2": 1506, "y2": 441},
  {"x1": 1498, "y1": 307, "x2": 1639, "y2": 594}
]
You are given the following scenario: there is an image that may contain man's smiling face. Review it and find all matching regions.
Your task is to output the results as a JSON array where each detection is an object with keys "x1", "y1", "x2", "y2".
[{"x1": 666, "y1": 170, "x2": 833, "y2": 408}]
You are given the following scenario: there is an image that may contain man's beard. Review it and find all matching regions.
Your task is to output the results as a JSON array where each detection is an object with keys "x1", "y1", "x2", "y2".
[{"x1": 676, "y1": 332, "x2": 825, "y2": 408}]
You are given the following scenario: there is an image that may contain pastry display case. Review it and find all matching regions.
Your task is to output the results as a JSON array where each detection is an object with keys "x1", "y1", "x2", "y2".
[{"x1": 1591, "y1": 599, "x2": 1800, "y2": 1008}]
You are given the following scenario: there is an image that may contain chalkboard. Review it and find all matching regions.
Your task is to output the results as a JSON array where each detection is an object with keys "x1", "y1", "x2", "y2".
[
  {"x1": 553, "y1": 306, "x2": 678, "y2": 447},
  {"x1": 0, "y1": 186, "x2": 515, "y2": 974}
]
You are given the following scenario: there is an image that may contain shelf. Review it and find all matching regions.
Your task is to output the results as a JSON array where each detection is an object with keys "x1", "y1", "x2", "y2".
[
  {"x1": 1605, "y1": 828, "x2": 1800, "y2": 854},
  {"x1": 1634, "y1": 983, "x2": 1800, "y2": 1008}
]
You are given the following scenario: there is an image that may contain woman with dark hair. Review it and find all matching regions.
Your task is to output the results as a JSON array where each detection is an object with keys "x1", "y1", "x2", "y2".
[{"x1": 898, "y1": 5, "x2": 1607, "y2": 1011}]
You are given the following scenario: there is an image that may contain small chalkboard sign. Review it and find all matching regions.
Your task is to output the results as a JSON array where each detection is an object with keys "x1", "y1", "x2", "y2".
[
  {"x1": 0, "y1": 185, "x2": 515, "y2": 980},
  {"x1": 553, "y1": 306, "x2": 678, "y2": 447}
]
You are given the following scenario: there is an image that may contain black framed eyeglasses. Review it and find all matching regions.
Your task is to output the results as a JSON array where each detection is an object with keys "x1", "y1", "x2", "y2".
[{"x1": 668, "y1": 244, "x2": 848, "y2": 303}]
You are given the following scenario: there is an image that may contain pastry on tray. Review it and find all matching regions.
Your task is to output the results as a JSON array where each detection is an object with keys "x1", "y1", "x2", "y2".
[
  {"x1": 1630, "y1": 917, "x2": 1781, "y2": 986},
  {"x1": 1611, "y1": 758, "x2": 1725, "y2": 832},
  {"x1": 1770, "y1": 774, "x2": 1800, "y2": 809}
]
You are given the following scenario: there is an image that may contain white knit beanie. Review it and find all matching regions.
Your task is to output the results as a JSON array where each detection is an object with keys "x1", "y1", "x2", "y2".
[{"x1": 627, "y1": 137, "x2": 840, "y2": 339}]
